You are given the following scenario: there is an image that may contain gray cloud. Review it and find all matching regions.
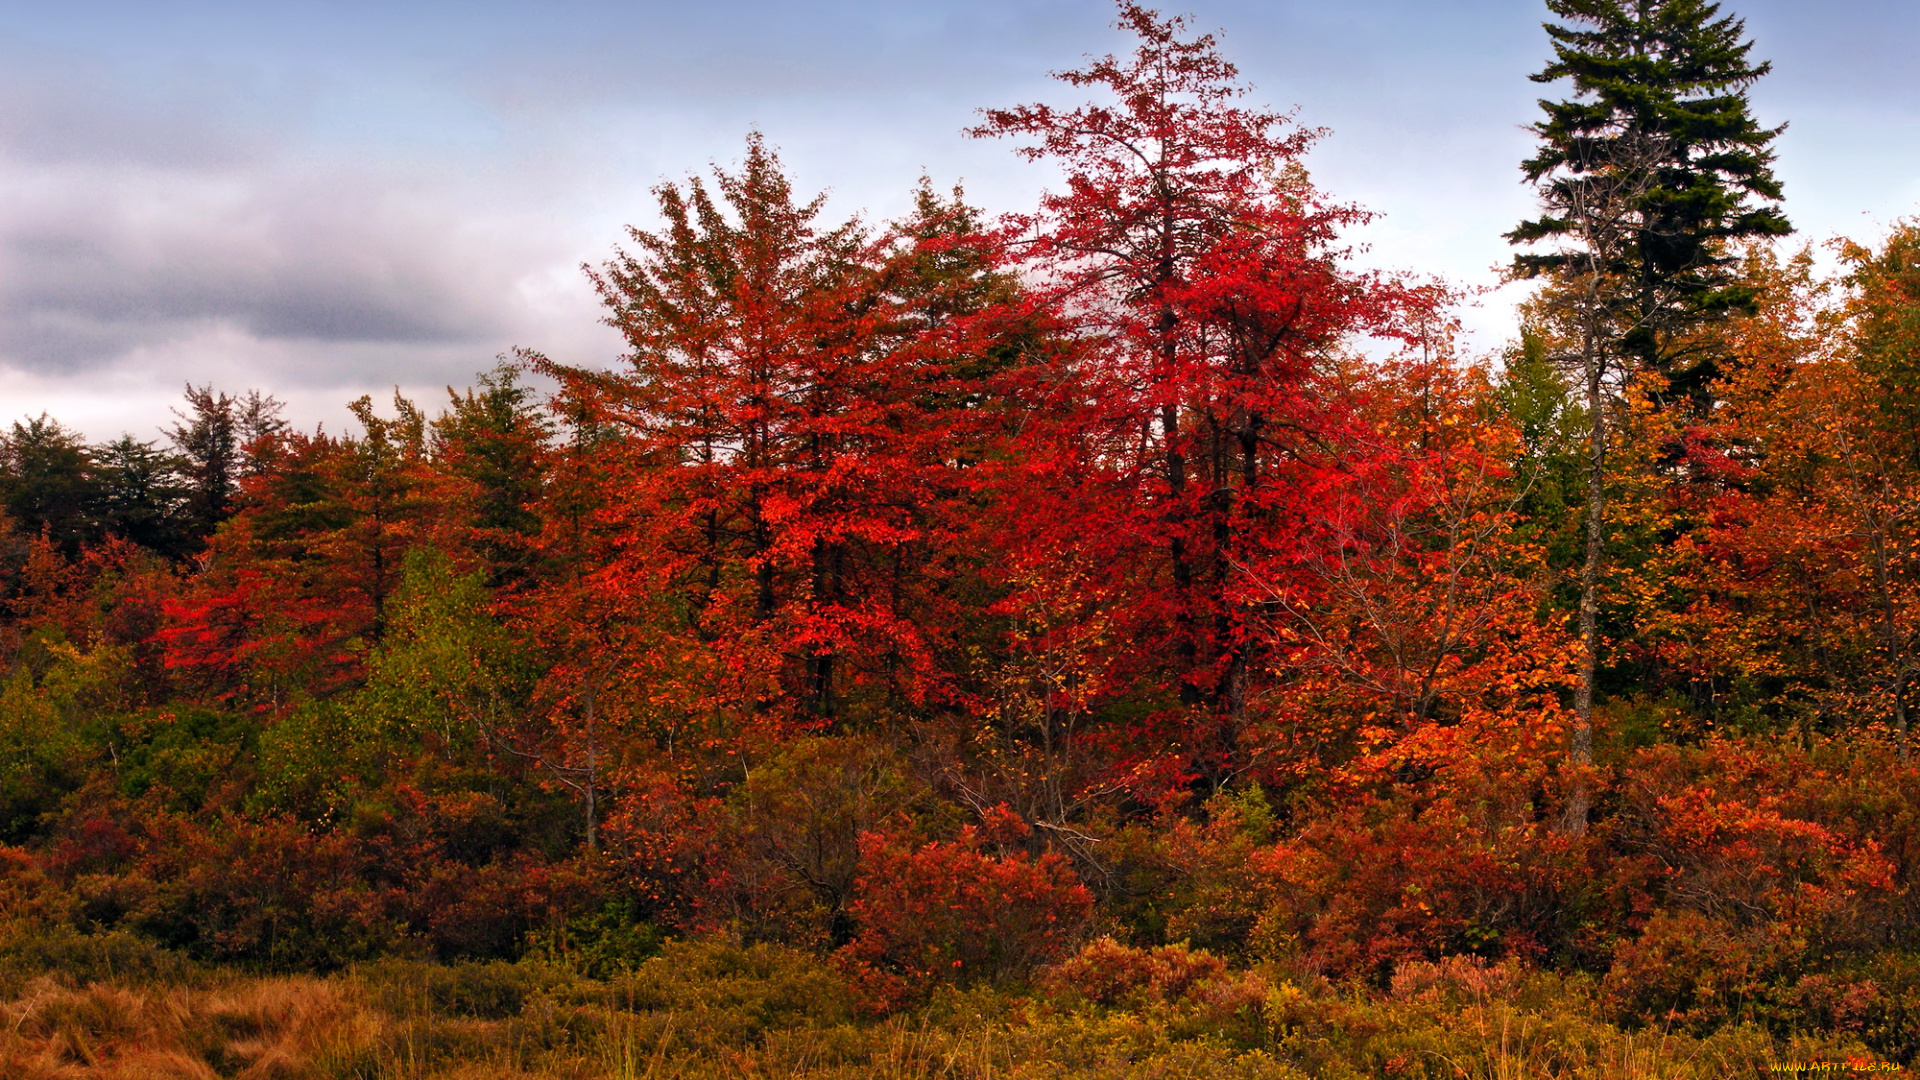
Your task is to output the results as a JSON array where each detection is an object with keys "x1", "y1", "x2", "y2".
[
  {"x1": 1, "y1": 0, "x2": 1915, "y2": 442},
  {"x1": 0, "y1": 41, "x2": 291, "y2": 170},
  {"x1": 0, "y1": 160, "x2": 539, "y2": 371}
]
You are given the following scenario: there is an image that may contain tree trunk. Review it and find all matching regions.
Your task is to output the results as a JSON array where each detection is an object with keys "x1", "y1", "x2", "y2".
[
  {"x1": 583, "y1": 677, "x2": 599, "y2": 852},
  {"x1": 1568, "y1": 321, "x2": 1606, "y2": 836},
  {"x1": 1164, "y1": 398, "x2": 1199, "y2": 707}
]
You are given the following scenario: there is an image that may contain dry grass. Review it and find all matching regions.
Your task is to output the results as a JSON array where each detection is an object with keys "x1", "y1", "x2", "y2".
[
  {"x1": 0, "y1": 975, "x2": 373, "y2": 1079},
  {"x1": 0, "y1": 943, "x2": 1895, "y2": 1080}
]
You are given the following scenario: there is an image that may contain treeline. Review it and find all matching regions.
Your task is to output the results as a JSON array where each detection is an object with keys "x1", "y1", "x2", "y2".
[
  {"x1": 2, "y1": 0, "x2": 1919, "y2": 1059},
  {"x1": 1, "y1": 388, "x2": 285, "y2": 560}
]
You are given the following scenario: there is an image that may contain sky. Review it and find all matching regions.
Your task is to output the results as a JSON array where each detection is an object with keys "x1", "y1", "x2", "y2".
[{"x1": 1, "y1": 0, "x2": 1916, "y2": 441}]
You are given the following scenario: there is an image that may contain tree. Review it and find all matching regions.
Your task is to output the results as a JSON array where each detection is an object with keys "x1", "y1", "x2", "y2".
[
  {"x1": 1514, "y1": 130, "x2": 1664, "y2": 832},
  {"x1": 1845, "y1": 221, "x2": 1920, "y2": 467},
  {"x1": 1512, "y1": 0, "x2": 1790, "y2": 416},
  {"x1": 1660, "y1": 239, "x2": 1920, "y2": 756},
  {"x1": 0, "y1": 416, "x2": 97, "y2": 554},
  {"x1": 570, "y1": 134, "x2": 978, "y2": 733},
  {"x1": 433, "y1": 362, "x2": 553, "y2": 583},
  {"x1": 1260, "y1": 353, "x2": 1576, "y2": 781},
  {"x1": 1509, "y1": 0, "x2": 1789, "y2": 830},
  {"x1": 170, "y1": 385, "x2": 287, "y2": 544},
  {"x1": 158, "y1": 398, "x2": 435, "y2": 708},
  {"x1": 972, "y1": 1, "x2": 1409, "y2": 778},
  {"x1": 330, "y1": 394, "x2": 434, "y2": 642},
  {"x1": 93, "y1": 435, "x2": 190, "y2": 558},
  {"x1": 169, "y1": 385, "x2": 239, "y2": 539}
]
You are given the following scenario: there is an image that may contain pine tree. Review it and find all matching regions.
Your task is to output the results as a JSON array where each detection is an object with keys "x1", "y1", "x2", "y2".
[
  {"x1": 1509, "y1": 0, "x2": 1789, "y2": 832},
  {"x1": 94, "y1": 435, "x2": 190, "y2": 557},
  {"x1": 0, "y1": 416, "x2": 98, "y2": 554},
  {"x1": 1511, "y1": 0, "x2": 1790, "y2": 415},
  {"x1": 170, "y1": 385, "x2": 240, "y2": 540}
]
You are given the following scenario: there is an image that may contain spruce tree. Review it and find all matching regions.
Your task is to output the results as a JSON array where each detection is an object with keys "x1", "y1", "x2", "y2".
[
  {"x1": 169, "y1": 384, "x2": 240, "y2": 540},
  {"x1": 1509, "y1": 0, "x2": 1788, "y2": 832},
  {"x1": 1511, "y1": 0, "x2": 1790, "y2": 414}
]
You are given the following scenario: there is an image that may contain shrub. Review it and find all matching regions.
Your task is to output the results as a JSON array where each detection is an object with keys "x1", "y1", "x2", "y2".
[
  {"x1": 604, "y1": 938, "x2": 854, "y2": 1051},
  {"x1": 1602, "y1": 909, "x2": 1768, "y2": 1031},
  {"x1": 836, "y1": 822, "x2": 1093, "y2": 1010},
  {"x1": 356, "y1": 957, "x2": 570, "y2": 1020},
  {"x1": 74, "y1": 812, "x2": 407, "y2": 969},
  {"x1": 398, "y1": 850, "x2": 605, "y2": 960},
  {"x1": 0, "y1": 924, "x2": 201, "y2": 995},
  {"x1": 524, "y1": 897, "x2": 666, "y2": 978},
  {"x1": 601, "y1": 763, "x2": 736, "y2": 933},
  {"x1": 1045, "y1": 937, "x2": 1230, "y2": 1006},
  {"x1": 729, "y1": 735, "x2": 920, "y2": 947}
]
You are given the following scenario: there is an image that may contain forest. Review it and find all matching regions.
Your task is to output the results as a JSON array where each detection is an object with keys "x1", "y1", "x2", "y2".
[{"x1": 2, "y1": 1, "x2": 1918, "y2": 1076}]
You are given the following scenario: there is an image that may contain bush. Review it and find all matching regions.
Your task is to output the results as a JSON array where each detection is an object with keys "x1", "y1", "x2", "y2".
[
  {"x1": 836, "y1": 820, "x2": 1093, "y2": 1010},
  {"x1": 357, "y1": 957, "x2": 572, "y2": 1019},
  {"x1": 0, "y1": 924, "x2": 202, "y2": 994},
  {"x1": 94, "y1": 813, "x2": 406, "y2": 968},
  {"x1": 604, "y1": 938, "x2": 854, "y2": 1050},
  {"x1": 1045, "y1": 937, "x2": 1230, "y2": 1006},
  {"x1": 729, "y1": 735, "x2": 921, "y2": 947},
  {"x1": 1602, "y1": 909, "x2": 1768, "y2": 1031},
  {"x1": 524, "y1": 897, "x2": 666, "y2": 978}
]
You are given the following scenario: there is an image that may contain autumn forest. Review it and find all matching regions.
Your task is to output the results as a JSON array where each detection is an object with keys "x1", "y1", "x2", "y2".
[{"x1": 3, "y1": 1, "x2": 1919, "y2": 1076}]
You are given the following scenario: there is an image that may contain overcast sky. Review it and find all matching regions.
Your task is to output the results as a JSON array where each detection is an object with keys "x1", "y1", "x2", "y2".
[{"x1": 2, "y1": 0, "x2": 1915, "y2": 441}]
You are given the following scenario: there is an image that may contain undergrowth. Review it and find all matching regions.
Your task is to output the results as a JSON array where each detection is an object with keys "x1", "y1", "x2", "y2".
[{"x1": 0, "y1": 931, "x2": 1889, "y2": 1079}]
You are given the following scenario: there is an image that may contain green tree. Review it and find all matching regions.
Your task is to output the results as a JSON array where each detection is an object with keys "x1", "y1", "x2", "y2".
[
  {"x1": 1844, "y1": 221, "x2": 1920, "y2": 467},
  {"x1": 169, "y1": 385, "x2": 287, "y2": 544},
  {"x1": 433, "y1": 362, "x2": 553, "y2": 582},
  {"x1": 169, "y1": 385, "x2": 240, "y2": 539},
  {"x1": 1512, "y1": 0, "x2": 1790, "y2": 416},
  {"x1": 0, "y1": 416, "x2": 97, "y2": 554},
  {"x1": 1509, "y1": 0, "x2": 1789, "y2": 831},
  {"x1": 94, "y1": 435, "x2": 190, "y2": 557}
]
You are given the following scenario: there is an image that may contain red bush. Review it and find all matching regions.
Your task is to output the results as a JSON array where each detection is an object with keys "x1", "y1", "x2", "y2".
[
  {"x1": 1044, "y1": 937, "x2": 1230, "y2": 1006},
  {"x1": 835, "y1": 823, "x2": 1092, "y2": 1010}
]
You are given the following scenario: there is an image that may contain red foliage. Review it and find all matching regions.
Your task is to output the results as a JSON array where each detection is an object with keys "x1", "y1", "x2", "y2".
[
  {"x1": 969, "y1": 2, "x2": 1436, "y2": 794},
  {"x1": 835, "y1": 822, "x2": 1093, "y2": 1010},
  {"x1": 600, "y1": 764, "x2": 737, "y2": 933},
  {"x1": 1044, "y1": 937, "x2": 1229, "y2": 1006},
  {"x1": 539, "y1": 136, "x2": 996, "y2": 742}
]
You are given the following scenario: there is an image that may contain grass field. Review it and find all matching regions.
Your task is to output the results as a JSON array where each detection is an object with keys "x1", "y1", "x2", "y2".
[{"x1": 0, "y1": 929, "x2": 1887, "y2": 1080}]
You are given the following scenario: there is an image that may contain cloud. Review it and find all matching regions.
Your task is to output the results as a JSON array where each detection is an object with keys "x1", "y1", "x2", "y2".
[
  {"x1": 0, "y1": 161, "x2": 524, "y2": 368},
  {"x1": 3, "y1": 0, "x2": 1916, "y2": 443},
  {"x1": 0, "y1": 37, "x2": 615, "y2": 408}
]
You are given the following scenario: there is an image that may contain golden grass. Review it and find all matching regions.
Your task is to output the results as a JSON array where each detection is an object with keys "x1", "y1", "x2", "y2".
[
  {"x1": 0, "y1": 975, "x2": 373, "y2": 1079},
  {"x1": 0, "y1": 945, "x2": 1895, "y2": 1080}
]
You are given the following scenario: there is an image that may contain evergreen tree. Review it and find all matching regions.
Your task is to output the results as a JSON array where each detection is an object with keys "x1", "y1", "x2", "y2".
[
  {"x1": 236, "y1": 389, "x2": 290, "y2": 476},
  {"x1": 1509, "y1": 0, "x2": 1789, "y2": 831},
  {"x1": 169, "y1": 385, "x2": 241, "y2": 540},
  {"x1": 94, "y1": 435, "x2": 191, "y2": 557},
  {"x1": 434, "y1": 363, "x2": 551, "y2": 542},
  {"x1": 169, "y1": 385, "x2": 288, "y2": 547},
  {"x1": 0, "y1": 416, "x2": 97, "y2": 553},
  {"x1": 1511, "y1": 0, "x2": 1790, "y2": 414},
  {"x1": 434, "y1": 362, "x2": 554, "y2": 584}
]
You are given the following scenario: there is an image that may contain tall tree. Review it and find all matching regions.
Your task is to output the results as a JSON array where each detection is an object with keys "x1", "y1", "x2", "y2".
[
  {"x1": 433, "y1": 362, "x2": 554, "y2": 584},
  {"x1": 547, "y1": 133, "x2": 989, "y2": 757},
  {"x1": 169, "y1": 386, "x2": 288, "y2": 545},
  {"x1": 1846, "y1": 222, "x2": 1920, "y2": 467},
  {"x1": 1512, "y1": 0, "x2": 1790, "y2": 415},
  {"x1": 973, "y1": 1, "x2": 1406, "y2": 775},
  {"x1": 93, "y1": 435, "x2": 190, "y2": 557},
  {"x1": 0, "y1": 416, "x2": 97, "y2": 554},
  {"x1": 170, "y1": 385, "x2": 240, "y2": 539},
  {"x1": 1508, "y1": 0, "x2": 1788, "y2": 830}
]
